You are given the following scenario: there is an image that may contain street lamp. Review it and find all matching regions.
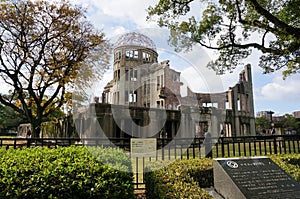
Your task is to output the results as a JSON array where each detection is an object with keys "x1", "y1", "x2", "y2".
[{"x1": 266, "y1": 110, "x2": 274, "y2": 122}]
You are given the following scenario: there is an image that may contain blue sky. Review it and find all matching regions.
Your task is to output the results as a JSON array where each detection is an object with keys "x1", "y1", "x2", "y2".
[
  {"x1": 0, "y1": 0, "x2": 297, "y2": 126},
  {"x1": 72, "y1": 0, "x2": 300, "y2": 115}
]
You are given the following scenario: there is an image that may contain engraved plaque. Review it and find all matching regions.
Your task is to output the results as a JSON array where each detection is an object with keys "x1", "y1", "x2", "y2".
[{"x1": 214, "y1": 157, "x2": 300, "y2": 199}]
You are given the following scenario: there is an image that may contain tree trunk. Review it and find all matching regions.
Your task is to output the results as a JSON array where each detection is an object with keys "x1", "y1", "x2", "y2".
[{"x1": 31, "y1": 120, "x2": 42, "y2": 138}]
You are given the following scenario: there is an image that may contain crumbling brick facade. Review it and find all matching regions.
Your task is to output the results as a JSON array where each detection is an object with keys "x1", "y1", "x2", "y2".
[{"x1": 81, "y1": 32, "x2": 256, "y2": 138}]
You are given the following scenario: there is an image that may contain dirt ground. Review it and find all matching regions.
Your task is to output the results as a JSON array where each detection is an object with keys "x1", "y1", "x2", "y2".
[{"x1": 134, "y1": 190, "x2": 146, "y2": 199}]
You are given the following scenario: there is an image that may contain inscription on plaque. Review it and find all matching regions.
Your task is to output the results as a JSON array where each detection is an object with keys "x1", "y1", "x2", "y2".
[
  {"x1": 130, "y1": 138, "x2": 156, "y2": 157},
  {"x1": 214, "y1": 157, "x2": 300, "y2": 199}
]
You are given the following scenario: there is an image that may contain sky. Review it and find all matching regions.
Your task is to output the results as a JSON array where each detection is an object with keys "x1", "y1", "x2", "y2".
[
  {"x1": 2, "y1": 0, "x2": 298, "y2": 116},
  {"x1": 69, "y1": 0, "x2": 300, "y2": 116}
]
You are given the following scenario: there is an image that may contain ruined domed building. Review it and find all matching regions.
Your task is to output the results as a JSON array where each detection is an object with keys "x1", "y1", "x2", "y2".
[
  {"x1": 102, "y1": 32, "x2": 181, "y2": 110},
  {"x1": 76, "y1": 32, "x2": 255, "y2": 139}
]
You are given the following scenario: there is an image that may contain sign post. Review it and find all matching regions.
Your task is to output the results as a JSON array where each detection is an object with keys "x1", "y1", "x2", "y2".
[{"x1": 130, "y1": 138, "x2": 156, "y2": 157}]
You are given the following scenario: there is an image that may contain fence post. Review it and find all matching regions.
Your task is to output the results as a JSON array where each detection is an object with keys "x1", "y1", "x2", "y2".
[
  {"x1": 273, "y1": 135, "x2": 278, "y2": 154},
  {"x1": 221, "y1": 137, "x2": 225, "y2": 157},
  {"x1": 27, "y1": 138, "x2": 31, "y2": 148},
  {"x1": 162, "y1": 138, "x2": 165, "y2": 160}
]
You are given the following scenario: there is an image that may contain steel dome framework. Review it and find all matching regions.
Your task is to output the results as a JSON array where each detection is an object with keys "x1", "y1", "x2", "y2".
[{"x1": 114, "y1": 32, "x2": 157, "y2": 51}]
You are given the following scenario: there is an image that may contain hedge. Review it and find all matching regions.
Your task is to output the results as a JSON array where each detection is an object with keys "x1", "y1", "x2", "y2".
[
  {"x1": 270, "y1": 154, "x2": 300, "y2": 182},
  {"x1": 144, "y1": 158, "x2": 214, "y2": 199},
  {"x1": 145, "y1": 155, "x2": 300, "y2": 199},
  {"x1": 0, "y1": 146, "x2": 134, "y2": 199}
]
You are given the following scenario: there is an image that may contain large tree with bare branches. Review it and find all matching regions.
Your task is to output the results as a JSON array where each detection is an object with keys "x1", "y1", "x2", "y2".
[
  {"x1": 0, "y1": 0, "x2": 110, "y2": 137},
  {"x1": 147, "y1": 0, "x2": 300, "y2": 77}
]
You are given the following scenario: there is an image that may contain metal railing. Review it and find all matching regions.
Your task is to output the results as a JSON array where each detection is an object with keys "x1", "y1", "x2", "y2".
[{"x1": 1, "y1": 135, "x2": 300, "y2": 189}]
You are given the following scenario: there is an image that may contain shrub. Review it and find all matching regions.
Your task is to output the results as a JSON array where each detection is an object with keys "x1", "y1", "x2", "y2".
[
  {"x1": 270, "y1": 154, "x2": 300, "y2": 182},
  {"x1": 87, "y1": 146, "x2": 133, "y2": 172},
  {"x1": 145, "y1": 155, "x2": 300, "y2": 199},
  {"x1": 0, "y1": 146, "x2": 134, "y2": 199},
  {"x1": 144, "y1": 158, "x2": 213, "y2": 199}
]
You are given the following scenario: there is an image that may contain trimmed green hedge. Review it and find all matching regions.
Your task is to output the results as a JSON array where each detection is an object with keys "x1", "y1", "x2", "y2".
[
  {"x1": 0, "y1": 146, "x2": 134, "y2": 199},
  {"x1": 270, "y1": 154, "x2": 300, "y2": 182},
  {"x1": 144, "y1": 158, "x2": 214, "y2": 199},
  {"x1": 145, "y1": 155, "x2": 300, "y2": 199}
]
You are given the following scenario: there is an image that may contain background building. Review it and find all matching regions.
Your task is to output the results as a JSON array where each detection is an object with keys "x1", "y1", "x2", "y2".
[
  {"x1": 293, "y1": 111, "x2": 300, "y2": 119},
  {"x1": 77, "y1": 32, "x2": 256, "y2": 139},
  {"x1": 256, "y1": 111, "x2": 275, "y2": 121}
]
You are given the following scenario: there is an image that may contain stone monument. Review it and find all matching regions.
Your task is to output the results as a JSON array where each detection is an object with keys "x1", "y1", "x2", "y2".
[{"x1": 214, "y1": 156, "x2": 300, "y2": 199}]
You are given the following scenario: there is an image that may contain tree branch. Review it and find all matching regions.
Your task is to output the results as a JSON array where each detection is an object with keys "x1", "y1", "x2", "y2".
[
  {"x1": 0, "y1": 95, "x2": 24, "y2": 115},
  {"x1": 235, "y1": 0, "x2": 283, "y2": 37},
  {"x1": 247, "y1": 0, "x2": 300, "y2": 38},
  {"x1": 196, "y1": 38, "x2": 283, "y2": 55},
  {"x1": 173, "y1": 0, "x2": 193, "y2": 5}
]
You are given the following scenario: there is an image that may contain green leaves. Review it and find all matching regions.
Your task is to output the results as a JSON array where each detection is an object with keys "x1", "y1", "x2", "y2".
[
  {"x1": 145, "y1": 155, "x2": 300, "y2": 198},
  {"x1": 255, "y1": 116, "x2": 272, "y2": 133},
  {"x1": 147, "y1": 0, "x2": 300, "y2": 77},
  {"x1": 144, "y1": 158, "x2": 214, "y2": 199},
  {"x1": 0, "y1": 146, "x2": 134, "y2": 199},
  {"x1": 0, "y1": 0, "x2": 111, "y2": 137},
  {"x1": 271, "y1": 154, "x2": 300, "y2": 182}
]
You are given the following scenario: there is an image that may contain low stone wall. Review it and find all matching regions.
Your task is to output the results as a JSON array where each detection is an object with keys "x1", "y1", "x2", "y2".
[{"x1": 18, "y1": 116, "x2": 77, "y2": 138}]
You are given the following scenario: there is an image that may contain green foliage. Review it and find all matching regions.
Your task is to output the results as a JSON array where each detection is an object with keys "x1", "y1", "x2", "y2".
[
  {"x1": 0, "y1": 104, "x2": 25, "y2": 130},
  {"x1": 0, "y1": 0, "x2": 111, "y2": 137},
  {"x1": 145, "y1": 155, "x2": 300, "y2": 198},
  {"x1": 144, "y1": 158, "x2": 213, "y2": 199},
  {"x1": 87, "y1": 146, "x2": 133, "y2": 173},
  {"x1": 275, "y1": 114, "x2": 300, "y2": 133},
  {"x1": 255, "y1": 116, "x2": 271, "y2": 134},
  {"x1": 148, "y1": 0, "x2": 300, "y2": 77},
  {"x1": 0, "y1": 146, "x2": 134, "y2": 199},
  {"x1": 270, "y1": 154, "x2": 300, "y2": 182}
]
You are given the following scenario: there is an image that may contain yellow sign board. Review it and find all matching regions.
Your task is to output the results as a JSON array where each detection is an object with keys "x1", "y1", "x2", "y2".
[{"x1": 130, "y1": 138, "x2": 157, "y2": 157}]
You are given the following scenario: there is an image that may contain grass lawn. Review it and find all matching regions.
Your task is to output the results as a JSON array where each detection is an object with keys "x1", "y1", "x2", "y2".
[{"x1": 0, "y1": 136, "x2": 28, "y2": 149}]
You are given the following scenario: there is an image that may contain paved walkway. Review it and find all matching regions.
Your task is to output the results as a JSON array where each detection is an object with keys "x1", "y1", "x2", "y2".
[{"x1": 204, "y1": 188, "x2": 224, "y2": 199}]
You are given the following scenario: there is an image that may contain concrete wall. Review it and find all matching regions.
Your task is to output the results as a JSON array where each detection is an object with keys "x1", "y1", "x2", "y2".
[
  {"x1": 102, "y1": 34, "x2": 255, "y2": 137},
  {"x1": 75, "y1": 103, "x2": 230, "y2": 139}
]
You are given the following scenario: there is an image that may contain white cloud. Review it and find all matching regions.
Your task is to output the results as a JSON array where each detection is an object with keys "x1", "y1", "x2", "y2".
[
  {"x1": 71, "y1": 0, "x2": 300, "y2": 115},
  {"x1": 75, "y1": 0, "x2": 158, "y2": 31},
  {"x1": 109, "y1": 26, "x2": 128, "y2": 38},
  {"x1": 181, "y1": 66, "x2": 219, "y2": 94},
  {"x1": 256, "y1": 74, "x2": 300, "y2": 101}
]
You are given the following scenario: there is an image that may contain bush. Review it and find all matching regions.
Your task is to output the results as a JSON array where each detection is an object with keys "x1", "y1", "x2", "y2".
[
  {"x1": 270, "y1": 154, "x2": 300, "y2": 182},
  {"x1": 87, "y1": 146, "x2": 133, "y2": 173},
  {"x1": 144, "y1": 155, "x2": 300, "y2": 199},
  {"x1": 144, "y1": 158, "x2": 213, "y2": 199},
  {"x1": 0, "y1": 146, "x2": 134, "y2": 199}
]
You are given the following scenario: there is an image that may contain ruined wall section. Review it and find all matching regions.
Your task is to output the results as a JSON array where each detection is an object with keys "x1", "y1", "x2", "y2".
[
  {"x1": 76, "y1": 103, "x2": 196, "y2": 140},
  {"x1": 180, "y1": 65, "x2": 255, "y2": 136},
  {"x1": 227, "y1": 64, "x2": 255, "y2": 136},
  {"x1": 101, "y1": 33, "x2": 256, "y2": 137}
]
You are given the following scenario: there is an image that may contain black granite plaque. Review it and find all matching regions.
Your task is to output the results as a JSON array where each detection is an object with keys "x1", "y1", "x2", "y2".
[{"x1": 214, "y1": 157, "x2": 300, "y2": 199}]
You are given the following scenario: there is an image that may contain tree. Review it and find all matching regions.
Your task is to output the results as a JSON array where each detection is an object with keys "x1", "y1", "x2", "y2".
[
  {"x1": 255, "y1": 116, "x2": 271, "y2": 134},
  {"x1": 0, "y1": 104, "x2": 25, "y2": 131},
  {"x1": 147, "y1": 0, "x2": 300, "y2": 77},
  {"x1": 0, "y1": 0, "x2": 110, "y2": 137},
  {"x1": 275, "y1": 114, "x2": 300, "y2": 134}
]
